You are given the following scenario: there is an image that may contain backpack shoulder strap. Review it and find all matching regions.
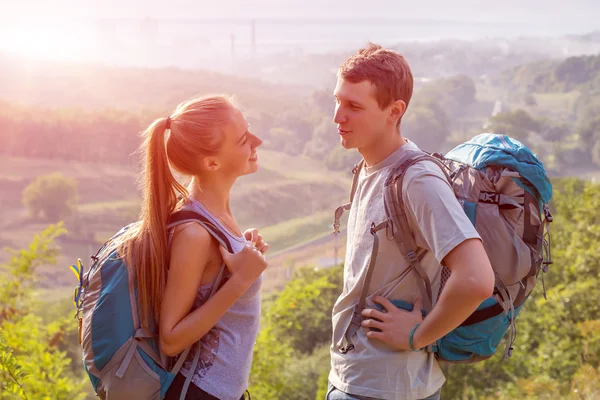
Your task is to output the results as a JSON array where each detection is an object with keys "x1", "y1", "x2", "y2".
[
  {"x1": 384, "y1": 151, "x2": 450, "y2": 312},
  {"x1": 385, "y1": 152, "x2": 436, "y2": 312},
  {"x1": 167, "y1": 209, "x2": 235, "y2": 254},
  {"x1": 166, "y1": 208, "x2": 243, "y2": 398},
  {"x1": 333, "y1": 159, "x2": 365, "y2": 233},
  {"x1": 349, "y1": 160, "x2": 365, "y2": 203},
  {"x1": 339, "y1": 151, "x2": 446, "y2": 353}
]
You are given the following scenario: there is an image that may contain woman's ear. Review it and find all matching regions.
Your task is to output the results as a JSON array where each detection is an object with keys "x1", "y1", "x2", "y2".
[{"x1": 202, "y1": 156, "x2": 220, "y2": 172}]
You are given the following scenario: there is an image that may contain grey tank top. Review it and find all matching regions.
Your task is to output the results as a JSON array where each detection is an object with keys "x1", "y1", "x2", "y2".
[{"x1": 178, "y1": 198, "x2": 262, "y2": 400}]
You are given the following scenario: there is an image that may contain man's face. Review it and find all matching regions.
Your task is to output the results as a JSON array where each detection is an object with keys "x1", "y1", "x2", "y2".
[{"x1": 333, "y1": 77, "x2": 389, "y2": 151}]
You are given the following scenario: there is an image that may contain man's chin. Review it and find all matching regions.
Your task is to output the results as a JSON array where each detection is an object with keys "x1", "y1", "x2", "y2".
[{"x1": 340, "y1": 138, "x2": 356, "y2": 149}]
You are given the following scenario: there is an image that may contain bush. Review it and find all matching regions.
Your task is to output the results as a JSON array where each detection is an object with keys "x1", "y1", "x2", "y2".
[{"x1": 22, "y1": 173, "x2": 78, "y2": 222}]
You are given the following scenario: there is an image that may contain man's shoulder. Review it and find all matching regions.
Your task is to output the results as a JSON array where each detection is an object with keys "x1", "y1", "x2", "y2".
[{"x1": 400, "y1": 155, "x2": 448, "y2": 188}]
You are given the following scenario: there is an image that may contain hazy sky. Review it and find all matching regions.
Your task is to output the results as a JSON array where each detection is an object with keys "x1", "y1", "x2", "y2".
[
  {"x1": 1, "y1": 0, "x2": 598, "y2": 64},
  {"x1": 2, "y1": 0, "x2": 599, "y2": 24}
]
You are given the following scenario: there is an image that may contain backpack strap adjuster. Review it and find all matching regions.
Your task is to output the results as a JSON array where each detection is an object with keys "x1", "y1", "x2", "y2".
[{"x1": 479, "y1": 192, "x2": 500, "y2": 204}]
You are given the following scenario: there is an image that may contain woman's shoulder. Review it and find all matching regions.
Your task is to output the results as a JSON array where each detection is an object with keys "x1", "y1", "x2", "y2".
[{"x1": 171, "y1": 221, "x2": 213, "y2": 247}]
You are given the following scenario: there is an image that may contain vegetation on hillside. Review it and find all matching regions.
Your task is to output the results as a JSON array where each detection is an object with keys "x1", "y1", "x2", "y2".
[
  {"x1": 0, "y1": 224, "x2": 87, "y2": 399},
  {"x1": 22, "y1": 173, "x2": 78, "y2": 222},
  {"x1": 247, "y1": 178, "x2": 600, "y2": 400}
]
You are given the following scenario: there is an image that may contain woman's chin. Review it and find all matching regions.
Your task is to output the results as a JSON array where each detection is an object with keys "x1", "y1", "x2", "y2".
[{"x1": 242, "y1": 162, "x2": 259, "y2": 176}]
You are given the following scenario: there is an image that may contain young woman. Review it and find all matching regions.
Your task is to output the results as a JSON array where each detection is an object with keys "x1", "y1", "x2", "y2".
[{"x1": 117, "y1": 95, "x2": 268, "y2": 400}]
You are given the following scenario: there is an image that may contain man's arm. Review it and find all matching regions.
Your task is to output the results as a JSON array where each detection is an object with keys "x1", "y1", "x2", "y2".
[
  {"x1": 412, "y1": 237, "x2": 494, "y2": 349},
  {"x1": 361, "y1": 238, "x2": 494, "y2": 351},
  {"x1": 361, "y1": 165, "x2": 495, "y2": 351}
]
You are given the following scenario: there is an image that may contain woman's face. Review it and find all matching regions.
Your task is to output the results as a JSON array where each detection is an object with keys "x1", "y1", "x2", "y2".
[{"x1": 215, "y1": 107, "x2": 263, "y2": 178}]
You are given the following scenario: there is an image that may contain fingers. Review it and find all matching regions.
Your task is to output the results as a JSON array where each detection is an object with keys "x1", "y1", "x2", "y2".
[
  {"x1": 361, "y1": 308, "x2": 388, "y2": 321},
  {"x1": 259, "y1": 243, "x2": 270, "y2": 254},
  {"x1": 365, "y1": 330, "x2": 386, "y2": 341},
  {"x1": 372, "y1": 296, "x2": 396, "y2": 312},
  {"x1": 247, "y1": 243, "x2": 267, "y2": 261},
  {"x1": 244, "y1": 228, "x2": 259, "y2": 244},
  {"x1": 255, "y1": 240, "x2": 269, "y2": 254},
  {"x1": 361, "y1": 317, "x2": 384, "y2": 331},
  {"x1": 244, "y1": 229, "x2": 269, "y2": 254}
]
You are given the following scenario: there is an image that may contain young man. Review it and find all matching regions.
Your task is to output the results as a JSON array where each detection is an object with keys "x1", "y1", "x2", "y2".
[{"x1": 327, "y1": 44, "x2": 495, "y2": 400}]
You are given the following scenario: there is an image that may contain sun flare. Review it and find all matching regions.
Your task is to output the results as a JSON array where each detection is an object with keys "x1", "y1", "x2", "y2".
[{"x1": 0, "y1": 22, "x2": 91, "y2": 61}]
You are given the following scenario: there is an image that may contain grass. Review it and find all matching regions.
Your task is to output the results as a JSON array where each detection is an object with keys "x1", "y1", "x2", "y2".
[
  {"x1": 77, "y1": 199, "x2": 140, "y2": 213},
  {"x1": 532, "y1": 91, "x2": 581, "y2": 120},
  {"x1": 260, "y1": 209, "x2": 335, "y2": 254}
]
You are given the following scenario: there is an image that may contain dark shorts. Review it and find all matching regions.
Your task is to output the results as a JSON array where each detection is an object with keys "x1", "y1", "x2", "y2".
[
  {"x1": 165, "y1": 373, "x2": 246, "y2": 400},
  {"x1": 326, "y1": 382, "x2": 442, "y2": 400}
]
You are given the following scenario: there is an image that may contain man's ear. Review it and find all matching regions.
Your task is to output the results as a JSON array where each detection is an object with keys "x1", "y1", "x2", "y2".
[{"x1": 389, "y1": 99, "x2": 407, "y2": 124}]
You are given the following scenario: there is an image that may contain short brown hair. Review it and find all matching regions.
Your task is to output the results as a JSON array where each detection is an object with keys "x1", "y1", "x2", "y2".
[{"x1": 338, "y1": 43, "x2": 414, "y2": 112}]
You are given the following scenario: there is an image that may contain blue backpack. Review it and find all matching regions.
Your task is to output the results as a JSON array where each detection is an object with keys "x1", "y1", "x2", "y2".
[
  {"x1": 69, "y1": 209, "x2": 232, "y2": 399},
  {"x1": 334, "y1": 133, "x2": 553, "y2": 363}
]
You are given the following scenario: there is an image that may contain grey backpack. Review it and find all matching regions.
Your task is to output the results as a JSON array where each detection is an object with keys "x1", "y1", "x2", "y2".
[{"x1": 333, "y1": 134, "x2": 553, "y2": 363}]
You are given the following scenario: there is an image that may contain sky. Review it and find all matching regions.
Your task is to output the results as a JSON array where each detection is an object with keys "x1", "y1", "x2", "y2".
[
  {"x1": 1, "y1": 0, "x2": 599, "y2": 24},
  {"x1": 0, "y1": 0, "x2": 598, "y2": 65}
]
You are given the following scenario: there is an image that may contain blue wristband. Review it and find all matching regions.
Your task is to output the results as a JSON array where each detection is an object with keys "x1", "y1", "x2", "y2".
[{"x1": 409, "y1": 323, "x2": 421, "y2": 352}]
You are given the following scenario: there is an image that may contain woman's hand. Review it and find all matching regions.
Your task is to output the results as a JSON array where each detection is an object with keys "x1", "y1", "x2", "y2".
[
  {"x1": 219, "y1": 242, "x2": 267, "y2": 288},
  {"x1": 243, "y1": 228, "x2": 270, "y2": 254}
]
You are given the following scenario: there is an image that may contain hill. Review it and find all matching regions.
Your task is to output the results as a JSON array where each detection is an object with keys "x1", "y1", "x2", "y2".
[
  {"x1": 0, "y1": 52, "x2": 312, "y2": 112},
  {"x1": 496, "y1": 53, "x2": 600, "y2": 93},
  {"x1": 0, "y1": 150, "x2": 351, "y2": 294}
]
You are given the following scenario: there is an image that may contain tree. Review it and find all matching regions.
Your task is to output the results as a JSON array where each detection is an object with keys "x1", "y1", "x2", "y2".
[
  {"x1": 22, "y1": 173, "x2": 78, "y2": 222},
  {"x1": 486, "y1": 109, "x2": 541, "y2": 146},
  {"x1": 304, "y1": 117, "x2": 339, "y2": 159},
  {"x1": 249, "y1": 265, "x2": 343, "y2": 400},
  {"x1": 403, "y1": 101, "x2": 451, "y2": 152},
  {"x1": 324, "y1": 147, "x2": 362, "y2": 171},
  {"x1": 416, "y1": 75, "x2": 477, "y2": 118}
]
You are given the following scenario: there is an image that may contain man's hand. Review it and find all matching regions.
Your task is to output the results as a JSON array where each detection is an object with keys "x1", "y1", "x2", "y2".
[{"x1": 361, "y1": 296, "x2": 424, "y2": 351}]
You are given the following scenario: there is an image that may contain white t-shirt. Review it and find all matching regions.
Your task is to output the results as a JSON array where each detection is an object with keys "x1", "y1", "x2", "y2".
[{"x1": 329, "y1": 140, "x2": 481, "y2": 400}]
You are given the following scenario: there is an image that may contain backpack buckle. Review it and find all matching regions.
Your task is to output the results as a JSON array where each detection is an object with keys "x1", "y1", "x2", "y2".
[
  {"x1": 333, "y1": 203, "x2": 351, "y2": 233},
  {"x1": 480, "y1": 192, "x2": 500, "y2": 204},
  {"x1": 370, "y1": 220, "x2": 391, "y2": 237},
  {"x1": 543, "y1": 204, "x2": 553, "y2": 222}
]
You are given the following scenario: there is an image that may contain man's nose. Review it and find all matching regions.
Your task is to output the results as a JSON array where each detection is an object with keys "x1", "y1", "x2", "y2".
[{"x1": 333, "y1": 104, "x2": 346, "y2": 124}]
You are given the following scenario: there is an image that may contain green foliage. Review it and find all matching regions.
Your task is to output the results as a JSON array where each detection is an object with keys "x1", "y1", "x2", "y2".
[
  {"x1": 249, "y1": 265, "x2": 343, "y2": 399},
  {"x1": 487, "y1": 109, "x2": 540, "y2": 145},
  {"x1": 403, "y1": 100, "x2": 452, "y2": 151},
  {"x1": 22, "y1": 173, "x2": 78, "y2": 222},
  {"x1": 0, "y1": 223, "x2": 66, "y2": 317},
  {"x1": 438, "y1": 178, "x2": 600, "y2": 399},
  {"x1": 499, "y1": 54, "x2": 600, "y2": 93},
  {"x1": 247, "y1": 177, "x2": 600, "y2": 400},
  {"x1": 0, "y1": 224, "x2": 86, "y2": 400},
  {"x1": 324, "y1": 147, "x2": 362, "y2": 171},
  {"x1": 417, "y1": 75, "x2": 477, "y2": 117}
]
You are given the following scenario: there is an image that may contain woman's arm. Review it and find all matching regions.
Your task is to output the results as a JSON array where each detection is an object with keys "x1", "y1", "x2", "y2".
[{"x1": 158, "y1": 223, "x2": 259, "y2": 356}]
